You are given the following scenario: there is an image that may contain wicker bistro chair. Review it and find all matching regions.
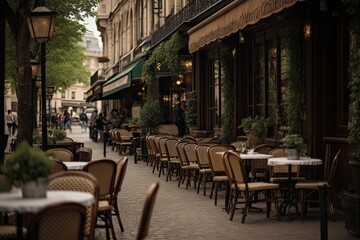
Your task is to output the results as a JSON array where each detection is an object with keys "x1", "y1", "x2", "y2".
[
  {"x1": 269, "y1": 148, "x2": 305, "y2": 184},
  {"x1": 145, "y1": 135, "x2": 155, "y2": 166},
  {"x1": 25, "y1": 202, "x2": 86, "y2": 240},
  {"x1": 251, "y1": 144, "x2": 275, "y2": 181},
  {"x1": 295, "y1": 149, "x2": 341, "y2": 220},
  {"x1": 207, "y1": 144, "x2": 236, "y2": 206},
  {"x1": 195, "y1": 144, "x2": 215, "y2": 196},
  {"x1": 0, "y1": 175, "x2": 19, "y2": 240},
  {"x1": 176, "y1": 141, "x2": 199, "y2": 189},
  {"x1": 154, "y1": 136, "x2": 171, "y2": 177},
  {"x1": 48, "y1": 148, "x2": 74, "y2": 162},
  {"x1": 164, "y1": 138, "x2": 181, "y2": 182},
  {"x1": 117, "y1": 129, "x2": 133, "y2": 155},
  {"x1": 83, "y1": 159, "x2": 117, "y2": 240},
  {"x1": 47, "y1": 160, "x2": 68, "y2": 175},
  {"x1": 224, "y1": 151, "x2": 280, "y2": 223},
  {"x1": 136, "y1": 182, "x2": 160, "y2": 240},
  {"x1": 48, "y1": 171, "x2": 100, "y2": 240},
  {"x1": 182, "y1": 142, "x2": 200, "y2": 189},
  {"x1": 111, "y1": 157, "x2": 129, "y2": 232}
]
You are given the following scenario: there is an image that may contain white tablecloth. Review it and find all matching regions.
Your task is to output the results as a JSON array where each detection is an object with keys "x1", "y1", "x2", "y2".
[
  {"x1": 267, "y1": 157, "x2": 322, "y2": 166},
  {"x1": 0, "y1": 191, "x2": 94, "y2": 213},
  {"x1": 63, "y1": 161, "x2": 89, "y2": 170}
]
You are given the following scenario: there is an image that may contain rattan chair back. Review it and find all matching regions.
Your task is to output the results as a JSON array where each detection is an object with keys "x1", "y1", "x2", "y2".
[
  {"x1": 176, "y1": 141, "x2": 190, "y2": 167},
  {"x1": 195, "y1": 144, "x2": 212, "y2": 169},
  {"x1": 48, "y1": 148, "x2": 74, "y2": 162},
  {"x1": 136, "y1": 182, "x2": 160, "y2": 240},
  {"x1": 183, "y1": 142, "x2": 198, "y2": 164},
  {"x1": 208, "y1": 144, "x2": 235, "y2": 175},
  {"x1": 83, "y1": 159, "x2": 117, "y2": 202},
  {"x1": 48, "y1": 171, "x2": 99, "y2": 240},
  {"x1": 48, "y1": 160, "x2": 68, "y2": 175},
  {"x1": 25, "y1": 202, "x2": 86, "y2": 240}
]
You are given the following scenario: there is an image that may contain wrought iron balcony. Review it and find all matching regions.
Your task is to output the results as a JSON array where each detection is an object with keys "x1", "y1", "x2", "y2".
[{"x1": 151, "y1": 0, "x2": 233, "y2": 47}]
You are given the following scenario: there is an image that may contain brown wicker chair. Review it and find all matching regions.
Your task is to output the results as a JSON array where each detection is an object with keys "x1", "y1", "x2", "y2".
[
  {"x1": 207, "y1": 144, "x2": 235, "y2": 205},
  {"x1": 111, "y1": 157, "x2": 128, "y2": 232},
  {"x1": 48, "y1": 171, "x2": 99, "y2": 240},
  {"x1": 136, "y1": 182, "x2": 160, "y2": 240},
  {"x1": 25, "y1": 202, "x2": 86, "y2": 240},
  {"x1": 176, "y1": 141, "x2": 199, "y2": 189},
  {"x1": 224, "y1": 151, "x2": 280, "y2": 223},
  {"x1": 164, "y1": 138, "x2": 181, "y2": 182},
  {"x1": 47, "y1": 160, "x2": 68, "y2": 175},
  {"x1": 0, "y1": 175, "x2": 18, "y2": 240},
  {"x1": 83, "y1": 159, "x2": 117, "y2": 240},
  {"x1": 48, "y1": 148, "x2": 74, "y2": 162},
  {"x1": 195, "y1": 144, "x2": 214, "y2": 196},
  {"x1": 295, "y1": 149, "x2": 341, "y2": 220},
  {"x1": 251, "y1": 144, "x2": 275, "y2": 181}
]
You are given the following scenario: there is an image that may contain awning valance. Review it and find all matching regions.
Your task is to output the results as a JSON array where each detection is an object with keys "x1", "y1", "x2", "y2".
[
  {"x1": 102, "y1": 57, "x2": 144, "y2": 98},
  {"x1": 188, "y1": 0, "x2": 304, "y2": 53},
  {"x1": 86, "y1": 79, "x2": 105, "y2": 102}
]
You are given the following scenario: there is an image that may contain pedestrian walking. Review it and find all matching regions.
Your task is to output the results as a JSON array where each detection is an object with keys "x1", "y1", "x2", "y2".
[
  {"x1": 6, "y1": 110, "x2": 14, "y2": 136},
  {"x1": 79, "y1": 109, "x2": 88, "y2": 133},
  {"x1": 63, "y1": 109, "x2": 72, "y2": 133}
]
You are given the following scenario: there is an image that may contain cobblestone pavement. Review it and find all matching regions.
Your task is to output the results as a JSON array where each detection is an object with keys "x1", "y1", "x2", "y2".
[{"x1": 67, "y1": 126, "x2": 357, "y2": 240}]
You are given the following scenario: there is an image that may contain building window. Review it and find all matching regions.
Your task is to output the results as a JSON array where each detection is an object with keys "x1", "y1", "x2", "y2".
[
  {"x1": 83, "y1": 92, "x2": 87, "y2": 100},
  {"x1": 207, "y1": 58, "x2": 221, "y2": 130},
  {"x1": 71, "y1": 91, "x2": 75, "y2": 100},
  {"x1": 61, "y1": 92, "x2": 65, "y2": 99},
  {"x1": 247, "y1": 29, "x2": 290, "y2": 137}
]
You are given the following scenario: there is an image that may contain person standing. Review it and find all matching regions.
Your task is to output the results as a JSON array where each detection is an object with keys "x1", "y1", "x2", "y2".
[
  {"x1": 175, "y1": 101, "x2": 187, "y2": 137},
  {"x1": 63, "y1": 109, "x2": 72, "y2": 133},
  {"x1": 79, "y1": 109, "x2": 88, "y2": 133},
  {"x1": 6, "y1": 110, "x2": 14, "y2": 136}
]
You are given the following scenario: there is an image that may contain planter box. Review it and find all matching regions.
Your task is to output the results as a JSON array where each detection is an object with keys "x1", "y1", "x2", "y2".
[{"x1": 340, "y1": 191, "x2": 360, "y2": 236}]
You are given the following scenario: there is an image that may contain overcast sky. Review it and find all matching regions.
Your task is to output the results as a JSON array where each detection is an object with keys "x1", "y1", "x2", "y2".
[{"x1": 84, "y1": 16, "x2": 102, "y2": 45}]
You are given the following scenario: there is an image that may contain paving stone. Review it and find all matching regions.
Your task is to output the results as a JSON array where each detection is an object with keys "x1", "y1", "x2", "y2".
[{"x1": 67, "y1": 126, "x2": 357, "y2": 240}]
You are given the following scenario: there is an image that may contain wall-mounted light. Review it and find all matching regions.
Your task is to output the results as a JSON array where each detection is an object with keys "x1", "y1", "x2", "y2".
[
  {"x1": 156, "y1": 62, "x2": 161, "y2": 71},
  {"x1": 232, "y1": 48, "x2": 236, "y2": 58},
  {"x1": 239, "y1": 31, "x2": 245, "y2": 44},
  {"x1": 304, "y1": 23, "x2": 311, "y2": 40}
]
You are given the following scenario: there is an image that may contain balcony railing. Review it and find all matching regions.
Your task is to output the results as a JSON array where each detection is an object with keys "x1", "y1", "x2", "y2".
[{"x1": 151, "y1": 0, "x2": 232, "y2": 47}]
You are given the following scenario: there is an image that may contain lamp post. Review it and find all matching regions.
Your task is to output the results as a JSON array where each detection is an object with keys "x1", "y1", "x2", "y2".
[
  {"x1": 47, "y1": 86, "x2": 54, "y2": 127},
  {"x1": 27, "y1": 6, "x2": 56, "y2": 150},
  {"x1": 31, "y1": 60, "x2": 40, "y2": 129}
]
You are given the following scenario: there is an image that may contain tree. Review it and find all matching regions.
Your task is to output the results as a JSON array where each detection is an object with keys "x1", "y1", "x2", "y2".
[{"x1": 1, "y1": 0, "x2": 99, "y2": 145}]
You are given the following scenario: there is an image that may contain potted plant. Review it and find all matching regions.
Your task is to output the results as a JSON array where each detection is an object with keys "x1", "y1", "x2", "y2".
[
  {"x1": 1, "y1": 141, "x2": 54, "y2": 198},
  {"x1": 238, "y1": 116, "x2": 267, "y2": 147},
  {"x1": 33, "y1": 129, "x2": 67, "y2": 146},
  {"x1": 281, "y1": 134, "x2": 307, "y2": 160},
  {"x1": 139, "y1": 99, "x2": 164, "y2": 135},
  {"x1": 185, "y1": 90, "x2": 198, "y2": 134}
]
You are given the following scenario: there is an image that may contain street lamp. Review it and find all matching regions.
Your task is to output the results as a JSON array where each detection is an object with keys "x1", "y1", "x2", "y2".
[
  {"x1": 47, "y1": 86, "x2": 54, "y2": 126},
  {"x1": 27, "y1": 6, "x2": 56, "y2": 150},
  {"x1": 31, "y1": 59, "x2": 40, "y2": 129}
]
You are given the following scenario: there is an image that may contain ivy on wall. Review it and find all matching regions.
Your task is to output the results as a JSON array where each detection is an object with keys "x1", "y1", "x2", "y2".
[
  {"x1": 343, "y1": 0, "x2": 360, "y2": 160},
  {"x1": 143, "y1": 32, "x2": 185, "y2": 98},
  {"x1": 220, "y1": 47, "x2": 235, "y2": 144},
  {"x1": 285, "y1": 24, "x2": 306, "y2": 134}
]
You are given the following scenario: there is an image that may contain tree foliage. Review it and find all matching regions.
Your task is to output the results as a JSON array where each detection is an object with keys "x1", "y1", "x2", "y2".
[{"x1": 1, "y1": 0, "x2": 99, "y2": 145}]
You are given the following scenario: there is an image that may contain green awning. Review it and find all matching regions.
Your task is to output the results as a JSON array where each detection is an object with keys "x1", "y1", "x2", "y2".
[{"x1": 102, "y1": 57, "x2": 144, "y2": 98}]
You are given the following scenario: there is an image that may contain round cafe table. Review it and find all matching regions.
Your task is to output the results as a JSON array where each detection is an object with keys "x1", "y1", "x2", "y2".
[
  {"x1": 0, "y1": 191, "x2": 94, "y2": 239},
  {"x1": 267, "y1": 157, "x2": 322, "y2": 220}
]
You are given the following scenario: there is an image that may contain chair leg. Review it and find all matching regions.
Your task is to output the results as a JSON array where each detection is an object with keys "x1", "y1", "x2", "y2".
[
  {"x1": 114, "y1": 202, "x2": 124, "y2": 232},
  {"x1": 327, "y1": 191, "x2": 336, "y2": 221},
  {"x1": 299, "y1": 189, "x2": 305, "y2": 221},
  {"x1": 197, "y1": 174, "x2": 203, "y2": 194},
  {"x1": 214, "y1": 182, "x2": 218, "y2": 206},
  {"x1": 210, "y1": 181, "x2": 215, "y2": 199},
  {"x1": 242, "y1": 192, "x2": 250, "y2": 224},
  {"x1": 230, "y1": 190, "x2": 239, "y2": 221}
]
